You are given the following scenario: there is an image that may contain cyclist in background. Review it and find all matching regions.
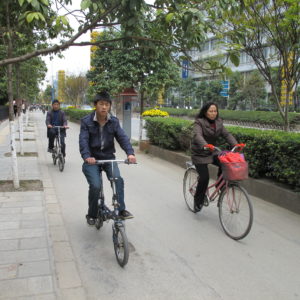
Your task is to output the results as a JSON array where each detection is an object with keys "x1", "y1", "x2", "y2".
[
  {"x1": 46, "y1": 99, "x2": 68, "y2": 157},
  {"x1": 79, "y1": 91, "x2": 136, "y2": 225},
  {"x1": 191, "y1": 102, "x2": 244, "y2": 213}
]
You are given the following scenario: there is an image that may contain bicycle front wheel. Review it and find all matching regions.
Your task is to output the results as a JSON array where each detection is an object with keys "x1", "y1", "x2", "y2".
[
  {"x1": 52, "y1": 153, "x2": 57, "y2": 165},
  {"x1": 183, "y1": 167, "x2": 198, "y2": 212},
  {"x1": 113, "y1": 225, "x2": 129, "y2": 267},
  {"x1": 218, "y1": 183, "x2": 253, "y2": 240},
  {"x1": 58, "y1": 156, "x2": 64, "y2": 172}
]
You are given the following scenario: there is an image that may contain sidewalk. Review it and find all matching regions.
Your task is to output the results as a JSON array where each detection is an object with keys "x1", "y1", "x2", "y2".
[{"x1": 0, "y1": 116, "x2": 86, "y2": 299}]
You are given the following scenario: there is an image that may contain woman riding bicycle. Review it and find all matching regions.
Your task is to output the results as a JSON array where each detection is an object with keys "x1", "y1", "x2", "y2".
[{"x1": 191, "y1": 102, "x2": 244, "y2": 213}]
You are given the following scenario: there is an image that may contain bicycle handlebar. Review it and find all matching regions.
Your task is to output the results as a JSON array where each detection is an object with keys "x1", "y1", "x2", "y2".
[
  {"x1": 53, "y1": 126, "x2": 69, "y2": 129},
  {"x1": 95, "y1": 159, "x2": 137, "y2": 165},
  {"x1": 204, "y1": 146, "x2": 241, "y2": 152}
]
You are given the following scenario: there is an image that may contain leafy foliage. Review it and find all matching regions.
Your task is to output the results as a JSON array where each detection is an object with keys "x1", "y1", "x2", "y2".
[{"x1": 144, "y1": 116, "x2": 300, "y2": 188}]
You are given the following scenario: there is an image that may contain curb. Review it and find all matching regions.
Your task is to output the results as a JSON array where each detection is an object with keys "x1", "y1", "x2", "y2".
[{"x1": 140, "y1": 141, "x2": 300, "y2": 215}]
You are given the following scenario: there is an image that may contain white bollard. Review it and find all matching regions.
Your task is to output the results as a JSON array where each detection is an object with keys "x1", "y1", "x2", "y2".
[{"x1": 10, "y1": 120, "x2": 20, "y2": 189}]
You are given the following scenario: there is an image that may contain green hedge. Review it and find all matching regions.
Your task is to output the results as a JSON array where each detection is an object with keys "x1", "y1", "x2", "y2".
[
  {"x1": 160, "y1": 108, "x2": 300, "y2": 126},
  {"x1": 144, "y1": 117, "x2": 192, "y2": 150},
  {"x1": 144, "y1": 117, "x2": 300, "y2": 189},
  {"x1": 64, "y1": 108, "x2": 92, "y2": 121}
]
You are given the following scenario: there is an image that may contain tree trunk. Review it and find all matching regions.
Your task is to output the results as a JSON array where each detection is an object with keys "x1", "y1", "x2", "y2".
[
  {"x1": 25, "y1": 109, "x2": 29, "y2": 128},
  {"x1": 284, "y1": 93, "x2": 290, "y2": 131},
  {"x1": 139, "y1": 89, "x2": 145, "y2": 142},
  {"x1": 18, "y1": 113, "x2": 24, "y2": 155},
  {"x1": 6, "y1": 2, "x2": 19, "y2": 188}
]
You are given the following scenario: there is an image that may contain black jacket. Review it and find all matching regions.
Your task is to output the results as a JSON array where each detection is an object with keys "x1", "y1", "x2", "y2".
[
  {"x1": 45, "y1": 109, "x2": 68, "y2": 137},
  {"x1": 79, "y1": 112, "x2": 134, "y2": 160}
]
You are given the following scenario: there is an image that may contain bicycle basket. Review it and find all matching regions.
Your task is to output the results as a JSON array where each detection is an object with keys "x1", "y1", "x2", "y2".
[{"x1": 221, "y1": 161, "x2": 248, "y2": 181}]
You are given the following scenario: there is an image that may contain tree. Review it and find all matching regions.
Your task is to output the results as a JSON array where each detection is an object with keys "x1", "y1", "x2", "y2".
[
  {"x1": 242, "y1": 71, "x2": 267, "y2": 110},
  {"x1": 176, "y1": 78, "x2": 197, "y2": 108},
  {"x1": 64, "y1": 74, "x2": 88, "y2": 105},
  {"x1": 42, "y1": 85, "x2": 53, "y2": 104},
  {"x1": 210, "y1": 0, "x2": 300, "y2": 130},
  {"x1": 87, "y1": 29, "x2": 180, "y2": 111},
  {"x1": 228, "y1": 71, "x2": 267, "y2": 110},
  {"x1": 194, "y1": 80, "x2": 224, "y2": 108}
]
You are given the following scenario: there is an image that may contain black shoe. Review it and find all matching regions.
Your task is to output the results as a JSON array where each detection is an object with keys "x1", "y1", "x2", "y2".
[
  {"x1": 194, "y1": 201, "x2": 203, "y2": 213},
  {"x1": 203, "y1": 195, "x2": 209, "y2": 207},
  {"x1": 47, "y1": 148, "x2": 54, "y2": 153},
  {"x1": 119, "y1": 210, "x2": 134, "y2": 219},
  {"x1": 86, "y1": 215, "x2": 96, "y2": 226}
]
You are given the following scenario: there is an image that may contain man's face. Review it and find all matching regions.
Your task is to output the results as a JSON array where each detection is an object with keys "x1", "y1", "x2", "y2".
[
  {"x1": 95, "y1": 100, "x2": 111, "y2": 117},
  {"x1": 52, "y1": 103, "x2": 60, "y2": 111}
]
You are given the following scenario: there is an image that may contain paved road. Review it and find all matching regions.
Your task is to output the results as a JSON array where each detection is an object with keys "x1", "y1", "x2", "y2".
[{"x1": 32, "y1": 111, "x2": 300, "y2": 300}]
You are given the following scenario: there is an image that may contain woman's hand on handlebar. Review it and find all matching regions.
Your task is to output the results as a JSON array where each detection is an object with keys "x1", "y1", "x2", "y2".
[
  {"x1": 234, "y1": 143, "x2": 246, "y2": 151},
  {"x1": 203, "y1": 144, "x2": 215, "y2": 152},
  {"x1": 85, "y1": 157, "x2": 96, "y2": 164}
]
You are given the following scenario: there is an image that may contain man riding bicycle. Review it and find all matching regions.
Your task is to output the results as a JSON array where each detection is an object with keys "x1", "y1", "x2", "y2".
[
  {"x1": 46, "y1": 99, "x2": 68, "y2": 157},
  {"x1": 79, "y1": 91, "x2": 136, "y2": 225}
]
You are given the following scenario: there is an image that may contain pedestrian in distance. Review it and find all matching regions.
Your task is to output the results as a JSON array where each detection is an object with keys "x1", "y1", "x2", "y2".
[
  {"x1": 79, "y1": 91, "x2": 136, "y2": 226},
  {"x1": 191, "y1": 102, "x2": 245, "y2": 212},
  {"x1": 45, "y1": 99, "x2": 68, "y2": 157}
]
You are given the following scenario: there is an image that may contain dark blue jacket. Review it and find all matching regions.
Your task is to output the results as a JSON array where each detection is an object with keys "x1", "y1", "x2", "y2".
[{"x1": 79, "y1": 112, "x2": 134, "y2": 160}]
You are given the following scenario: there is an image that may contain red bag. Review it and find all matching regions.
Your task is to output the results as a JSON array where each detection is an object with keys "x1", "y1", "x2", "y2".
[
  {"x1": 218, "y1": 152, "x2": 245, "y2": 163},
  {"x1": 219, "y1": 152, "x2": 248, "y2": 181}
]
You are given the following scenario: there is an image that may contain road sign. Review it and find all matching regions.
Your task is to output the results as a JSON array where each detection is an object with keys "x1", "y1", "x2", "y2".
[
  {"x1": 182, "y1": 61, "x2": 189, "y2": 79},
  {"x1": 220, "y1": 80, "x2": 229, "y2": 97}
]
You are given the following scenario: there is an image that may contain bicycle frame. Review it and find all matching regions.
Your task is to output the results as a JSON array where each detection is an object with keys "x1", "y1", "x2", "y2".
[
  {"x1": 94, "y1": 159, "x2": 135, "y2": 267},
  {"x1": 53, "y1": 126, "x2": 64, "y2": 155}
]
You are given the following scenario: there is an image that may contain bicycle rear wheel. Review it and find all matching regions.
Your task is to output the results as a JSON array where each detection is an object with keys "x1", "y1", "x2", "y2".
[
  {"x1": 112, "y1": 225, "x2": 129, "y2": 267},
  {"x1": 183, "y1": 167, "x2": 198, "y2": 212},
  {"x1": 218, "y1": 183, "x2": 253, "y2": 240},
  {"x1": 58, "y1": 155, "x2": 64, "y2": 172}
]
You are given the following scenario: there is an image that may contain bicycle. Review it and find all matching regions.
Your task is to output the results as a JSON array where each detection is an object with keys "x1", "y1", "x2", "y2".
[
  {"x1": 94, "y1": 159, "x2": 135, "y2": 267},
  {"x1": 51, "y1": 126, "x2": 67, "y2": 172},
  {"x1": 183, "y1": 146, "x2": 253, "y2": 240}
]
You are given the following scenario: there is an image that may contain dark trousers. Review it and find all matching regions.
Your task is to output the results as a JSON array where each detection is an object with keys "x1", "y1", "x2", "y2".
[
  {"x1": 82, "y1": 162, "x2": 125, "y2": 218},
  {"x1": 194, "y1": 156, "x2": 222, "y2": 206},
  {"x1": 48, "y1": 128, "x2": 65, "y2": 155}
]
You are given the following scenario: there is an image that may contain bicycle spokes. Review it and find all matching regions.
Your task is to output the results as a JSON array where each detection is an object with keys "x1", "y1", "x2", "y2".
[{"x1": 219, "y1": 184, "x2": 253, "y2": 240}]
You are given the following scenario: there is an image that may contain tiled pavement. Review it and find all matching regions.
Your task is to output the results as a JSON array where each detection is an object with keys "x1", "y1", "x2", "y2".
[{"x1": 0, "y1": 116, "x2": 86, "y2": 299}]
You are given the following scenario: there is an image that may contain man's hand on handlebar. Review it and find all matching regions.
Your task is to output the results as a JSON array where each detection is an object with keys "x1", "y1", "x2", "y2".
[
  {"x1": 85, "y1": 157, "x2": 96, "y2": 165},
  {"x1": 127, "y1": 155, "x2": 136, "y2": 164},
  {"x1": 47, "y1": 124, "x2": 53, "y2": 128}
]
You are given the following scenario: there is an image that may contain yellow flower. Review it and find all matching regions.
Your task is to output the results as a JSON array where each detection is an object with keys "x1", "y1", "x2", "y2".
[{"x1": 142, "y1": 109, "x2": 169, "y2": 117}]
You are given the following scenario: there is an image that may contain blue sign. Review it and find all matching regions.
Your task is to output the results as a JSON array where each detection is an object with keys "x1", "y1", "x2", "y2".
[
  {"x1": 182, "y1": 60, "x2": 189, "y2": 79},
  {"x1": 220, "y1": 80, "x2": 229, "y2": 97}
]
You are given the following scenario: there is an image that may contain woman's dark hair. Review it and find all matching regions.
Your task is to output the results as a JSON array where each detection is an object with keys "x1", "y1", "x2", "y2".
[{"x1": 196, "y1": 102, "x2": 219, "y2": 119}]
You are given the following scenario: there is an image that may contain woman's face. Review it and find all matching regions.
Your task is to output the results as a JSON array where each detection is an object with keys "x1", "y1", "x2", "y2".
[{"x1": 205, "y1": 105, "x2": 218, "y2": 120}]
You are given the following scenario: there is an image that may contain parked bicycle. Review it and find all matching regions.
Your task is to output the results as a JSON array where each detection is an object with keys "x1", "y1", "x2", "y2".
[
  {"x1": 183, "y1": 146, "x2": 253, "y2": 240},
  {"x1": 94, "y1": 159, "x2": 136, "y2": 267},
  {"x1": 52, "y1": 126, "x2": 68, "y2": 172}
]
